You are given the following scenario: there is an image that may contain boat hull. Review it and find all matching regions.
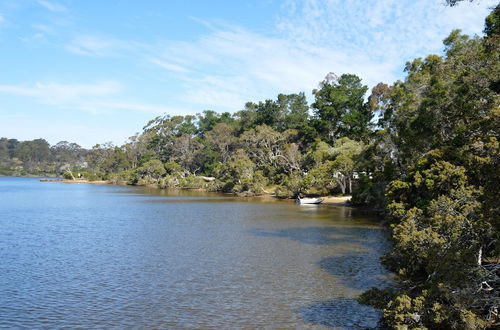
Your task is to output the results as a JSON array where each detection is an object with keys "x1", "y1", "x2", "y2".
[{"x1": 296, "y1": 198, "x2": 324, "y2": 204}]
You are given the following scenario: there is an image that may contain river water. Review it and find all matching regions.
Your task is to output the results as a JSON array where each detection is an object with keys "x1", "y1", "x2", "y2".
[{"x1": 0, "y1": 177, "x2": 391, "y2": 329}]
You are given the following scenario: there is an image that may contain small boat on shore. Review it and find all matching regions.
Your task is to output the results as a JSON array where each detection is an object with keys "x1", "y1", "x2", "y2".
[{"x1": 296, "y1": 197, "x2": 324, "y2": 205}]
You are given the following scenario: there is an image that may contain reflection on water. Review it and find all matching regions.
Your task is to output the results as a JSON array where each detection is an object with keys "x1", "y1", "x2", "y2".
[
  {"x1": 0, "y1": 177, "x2": 391, "y2": 329},
  {"x1": 298, "y1": 297, "x2": 383, "y2": 329}
]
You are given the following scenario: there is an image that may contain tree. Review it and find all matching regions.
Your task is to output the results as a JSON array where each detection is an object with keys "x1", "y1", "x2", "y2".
[
  {"x1": 240, "y1": 125, "x2": 298, "y2": 178},
  {"x1": 140, "y1": 159, "x2": 166, "y2": 179},
  {"x1": 379, "y1": 153, "x2": 495, "y2": 329},
  {"x1": 233, "y1": 102, "x2": 258, "y2": 133},
  {"x1": 445, "y1": 0, "x2": 477, "y2": 6},
  {"x1": 0, "y1": 138, "x2": 10, "y2": 161},
  {"x1": 330, "y1": 137, "x2": 365, "y2": 195},
  {"x1": 197, "y1": 110, "x2": 234, "y2": 136},
  {"x1": 51, "y1": 141, "x2": 84, "y2": 164},
  {"x1": 123, "y1": 133, "x2": 150, "y2": 169},
  {"x1": 142, "y1": 115, "x2": 198, "y2": 163},
  {"x1": 277, "y1": 93, "x2": 310, "y2": 131},
  {"x1": 312, "y1": 73, "x2": 372, "y2": 142},
  {"x1": 359, "y1": 12, "x2": 500, "y2": 328},
  {"x1": 254, "y1": 99, "x2": 283, "y2": 130},
  {"x1": 204, "y1": 123, "x2": 238, "y2": 163},
  {"x1": 213, "y1": 149, "x2": 267, "y2": 194},
  {"x1": 86, "y1": 143, "x2": 130, "y2": 176},
  {"x1": 484, "y1": 3, "x2": 499, "y2": 37},
  {"x1": 170, "y1": 133, "x2": 203, "y2": 174},
  {"x1": 16, "y1": 139, "x2": 51, "y2": 163}
]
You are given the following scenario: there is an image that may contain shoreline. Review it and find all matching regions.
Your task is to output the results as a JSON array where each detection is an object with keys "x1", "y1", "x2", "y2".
[
  {"x1": 39, "y1": 178, "x2": 353, "y2": 205},
  {"x1": 39, "y1": 178, "x2": 109, "y2": 185}
]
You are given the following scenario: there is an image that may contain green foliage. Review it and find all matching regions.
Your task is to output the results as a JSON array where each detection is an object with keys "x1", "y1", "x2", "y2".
[
  {"x1": 356, "y1": 8, "x2": 500, "y2": 328},
  {"x1": 179, "y1": 175, "x2": 209, "y2": 190},
  {"x1": 358, "y1": 287, "x2": 397, "y2": 310},
  {"x1": 275, "y1": 171, "x2": 304, "y2": 197},
  {"x1": 484, "y1": 3, "x2": 499, "y2": 37},
  {"x1": 132, "y1": 159, "x2": 166, "y2": 185},
  {"x1": 312, "y1": 73, "x2": 372, "y2": 142},
  {"x1": 197, "y1": 110, "x2": 235, "y2": 135},
  {"x1": 108, "y1": 170, "x2": 133, "y2": 184},
  {"x1": 78, "y1": 171, "x2": 100, "y2": 181},
  {"x1": 302, "y1": 161, "x2": 337, "y2": 195},
  {"x1": 62, "y1": 171, "x2": 74, "y2": 180},
  {"x1": 351, "y1": 174, "x2": 387, "y2": 209},
  {"x1": 164, "y1": 161, "x2": 183, "y2": 175},
  {"x1": 0, "y1": 137, "x2": 88, "y2": 176}
]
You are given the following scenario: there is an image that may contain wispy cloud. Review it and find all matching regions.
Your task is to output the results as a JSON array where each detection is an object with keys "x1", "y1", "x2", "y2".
[
  {"x1": 27, "y1": 0, "x2": 498, "y2": 113},
  {"x1": 37, "y1": 0, "x2": 67, "y2": 13},
  {"x1": 0, "y1": 81, "x2": 177, "y2": 115},
  {"x1": 150, "y1": 23, "x2": 396, "y2": 110},
  {"x1": 277, "y1": 0, "x2": 496, "y2": 66},
  {"x1": 0, "y1": 81, "x2": 121, "y2": 103},
  {"x1": 65, "y1": 35, "x2": 137, "y2": 57},
  {"x1": 144, "y1": 0, "x2": 496, "y2": 111},
  {"x1": 33, "y1": 24, "x2": 53, "y2": 33},
  {"x1": 76, "y1": 100, "x2": 187, "y2": 115},
  {"x1": 148, "y1": 58, "x2": 189, "y2": 73}
]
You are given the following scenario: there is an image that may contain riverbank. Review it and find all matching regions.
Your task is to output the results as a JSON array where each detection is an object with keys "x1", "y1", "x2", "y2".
[
  {"x1": 39, "y1": 178, "x2": 109, "y2": 184},
  {"x1": 322, "y1": 195, "x2": 352, "y2": 206},
  {"x1": 39, "y1": 178, "x2": 353, "y2": 205}
]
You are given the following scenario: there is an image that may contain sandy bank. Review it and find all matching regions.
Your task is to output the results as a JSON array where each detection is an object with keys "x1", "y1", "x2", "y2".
[
  {"x1": 40, "y1": 178, "x2": 109, "y2": 185},
  {"x1": 40, "y1": 179, "x2": 353, "y2": 206},
  {"x1": 321, "y1": 195, "x2": 352, "y2": 206}
]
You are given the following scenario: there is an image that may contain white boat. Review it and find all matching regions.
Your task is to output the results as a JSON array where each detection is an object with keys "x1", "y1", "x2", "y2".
[{"x1": 296, "y1": 197, "x2": 324, "y2": 204}]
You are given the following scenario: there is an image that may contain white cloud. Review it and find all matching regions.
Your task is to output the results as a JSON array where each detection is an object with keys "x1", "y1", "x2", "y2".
[
  {"x1": 0, "y1": 81, "x2": 181, "y2": 115},
  {"x1": 0, "y1": 81, "x2": 121, "y2": 104},
  {"x1": 277, "y1": 0, "x2": 496, "y2": 64},
  {"x1": 150, "y1": 22, "x2": 398, "y2": 111},
  {"x1": 65, "y1": 35, "x2": 139, "y2": 57},
  {"x1": 33, "y1": 24, "x2": 53, "y2": 33},
  {"x1": 37, "y1": 0, "x2": 67, "y2": 13},
  {"x1": 76, "y1": 100, "x2": 189, "y2": 115},
  {"x1": 148, "y1": 58, "x2": 189, "y2": 73},
  {"x1": 144, "y1": 0, "x2": 495, "y2": 111}
]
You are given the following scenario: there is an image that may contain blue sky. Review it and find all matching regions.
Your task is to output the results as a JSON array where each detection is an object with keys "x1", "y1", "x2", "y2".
[{"x1": 0, "y1": 0, "x2": 496, "y2": 147}]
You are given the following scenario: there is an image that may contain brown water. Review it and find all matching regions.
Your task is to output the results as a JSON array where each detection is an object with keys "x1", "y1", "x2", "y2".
[{"x1": 0, "y1": 177, "x2": 391, "y2": 329}]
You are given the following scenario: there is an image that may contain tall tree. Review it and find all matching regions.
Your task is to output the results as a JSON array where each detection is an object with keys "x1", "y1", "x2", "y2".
[{"x1": 312, "y1": 73, "x2": 371, "y2": 142}]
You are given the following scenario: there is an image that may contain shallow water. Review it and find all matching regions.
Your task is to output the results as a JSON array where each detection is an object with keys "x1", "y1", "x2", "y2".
[{"x1": 0, "y1": 177, "x2": 391, "y2": 329}]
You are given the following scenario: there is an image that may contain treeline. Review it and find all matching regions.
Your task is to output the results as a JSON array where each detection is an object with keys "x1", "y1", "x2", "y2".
[
  {"x1": 82, "y1": 80, "x2": 371, "y2": 196},
  {"x1": 0, "y1": 138, "x2": 87, "y2": 176}
]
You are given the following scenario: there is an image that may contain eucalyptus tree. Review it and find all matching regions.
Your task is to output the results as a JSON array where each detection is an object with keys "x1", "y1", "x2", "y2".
[{"x1": 204, "y1": 122, "x2": 238, "y2": 163}]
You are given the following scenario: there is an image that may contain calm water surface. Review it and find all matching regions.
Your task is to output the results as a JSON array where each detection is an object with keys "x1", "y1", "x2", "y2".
[{"x1": 0, "y1": 177, "x2": 391, "y2": 329}]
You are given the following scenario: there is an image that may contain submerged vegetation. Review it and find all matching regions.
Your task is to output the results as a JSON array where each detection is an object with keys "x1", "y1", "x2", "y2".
[{"x1": 1, "y1": 4, "x2": 498, "y2": 329}]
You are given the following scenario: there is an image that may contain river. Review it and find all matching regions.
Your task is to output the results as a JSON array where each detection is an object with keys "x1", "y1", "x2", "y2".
[{"x1": 0, "y1": 177, "x2": 391, "y2": 329}]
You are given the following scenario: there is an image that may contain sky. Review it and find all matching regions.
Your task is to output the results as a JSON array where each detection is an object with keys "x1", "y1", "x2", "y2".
[{"x1": 0, "y1": 0, "x2": 496, "y2": 147}]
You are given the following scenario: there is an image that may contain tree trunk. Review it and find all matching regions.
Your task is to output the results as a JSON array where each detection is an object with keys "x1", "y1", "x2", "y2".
[{"x1": 337, "y1": 176, "x2": 346, "y2": 195}]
